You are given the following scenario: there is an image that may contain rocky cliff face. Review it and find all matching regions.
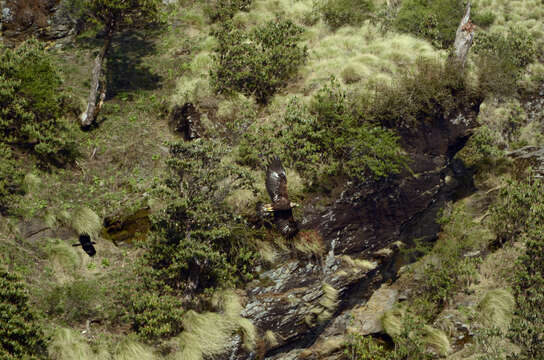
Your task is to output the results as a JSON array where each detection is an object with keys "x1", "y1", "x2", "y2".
[{"x1": 232, "y1": 99, "x2": 482, "y2": 359}]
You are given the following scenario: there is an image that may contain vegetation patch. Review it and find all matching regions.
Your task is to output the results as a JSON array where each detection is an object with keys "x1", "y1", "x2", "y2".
[
  {"x1": 210, "y1": 19, "x2": 308, "y2": 103},
  {"x1": 314, "y1": 0, "x2": 374, "y2": 30},
  {"x1": 0, "y1": 267, "x2": 47, "y2": 360}
]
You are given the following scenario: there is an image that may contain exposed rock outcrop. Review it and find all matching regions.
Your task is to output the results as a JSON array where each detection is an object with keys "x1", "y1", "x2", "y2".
[{"x1": 230, "y1": 97, "x2": 482, "y2": 359}]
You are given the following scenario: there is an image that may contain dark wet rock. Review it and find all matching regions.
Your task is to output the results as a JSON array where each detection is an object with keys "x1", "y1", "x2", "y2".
[{"x1": 169, "y1": 103, "x2": 202, "y2": 141}]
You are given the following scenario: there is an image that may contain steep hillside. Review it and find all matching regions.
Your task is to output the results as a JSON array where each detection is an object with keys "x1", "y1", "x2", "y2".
[{"x1": 0, "y1": 0, "x2": 543, "y2": 359}]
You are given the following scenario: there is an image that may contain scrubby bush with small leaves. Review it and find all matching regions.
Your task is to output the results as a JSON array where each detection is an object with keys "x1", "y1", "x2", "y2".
[
  {"x1": 394, "y1": 0, "x2": 466, "y2": 48},
  {"x1": 205, "y1": 0, "x2": 252, "y2": 22},
  {"x1": 315, "y1": 0, "x2": 374, "y2": 29},
  {"x1": 0, "y1": 144, "x2": 24, "y2": 215},
  {"x1": 488, "y1": 178, "x2": 544, "y2": 358},
  {"x1": 456, "y1": 125, "x2": 503, "y2": 171},
  {"x1": 0, "y1": 39, "x2": 78, "y2": 167},
  {"x1": 365, "y1": 58, "x2": 479, "y2": 129},
  {"x1": 237, "y1": 79, "x2": 408, "y2": 187},
  {"x1": 141, "y1": 139, "x2": 260, "y2": 294},
  {"x1": 210, "y1": 20, "x2": 307, "y2": 103},
  {"x1": 130, "y1": 292, "x2": 184, "y2": 341},
  {"x1": 0, "y1": 267, "x2": 47, "y2": 359},
  {"x1": 474, "y1": 26, "x2": 537, "y2": 96}
]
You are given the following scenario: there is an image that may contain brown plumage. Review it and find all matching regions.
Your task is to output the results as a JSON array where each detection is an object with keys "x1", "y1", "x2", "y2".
[{"x1": 263, "y1": 156, "x2": 298, "y2": 238}]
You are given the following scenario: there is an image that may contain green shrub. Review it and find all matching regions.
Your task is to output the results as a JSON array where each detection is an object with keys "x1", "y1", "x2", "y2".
[
  {"x1": 237, "y1": 80, "x2": 408, "y2": 187},
  {"x1": 394, "y1": 0, "x2": 465, "y2": 48},
  {"x1": 205, "y1": 0, "x2": 252, "y2": 22},
  {"x1": 474, "y1": 27, "x2": 537, "y2": 96},
  {"x1": 315, "y1": 0, "x2": 374, "y2": 29},
  {"x1": 365, "y1": 57, "x2": 478, "y2": 129},
  {"x1": 0, "y1": 144, "x2": 24, "y2": 215},
  {"x1": 142, "y1": 139, "x2": 260, "y2": 294},
  {"x1": 490, "y1": 179, "x2": 544, "y2": 358},
  {"x1": 456, "y1": 125, "x2": 503, "y2": 171},
  {"x1": 44, "y1": 279, "x2": 103, "y2": 324},
  {"x1": 130, "y1": 292, "x2": 184, "y2": 341},
  {"x1": 490, "y1": 179, "x2": 543, "y2": 244},
  {"x1": 0, "y1": 267, "x2": 47, "y2": 359},
  {"x1": 0, "y1": 39, "x2": 78, "y2": 167},
  {"x1": 210, "y1": 20, "x2": 307, "y2": 103}
]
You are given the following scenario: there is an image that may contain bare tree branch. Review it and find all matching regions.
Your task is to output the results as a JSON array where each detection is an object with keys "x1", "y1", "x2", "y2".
[{"x1": 453, "y1": 1, "x2": 475, "y2": 66}]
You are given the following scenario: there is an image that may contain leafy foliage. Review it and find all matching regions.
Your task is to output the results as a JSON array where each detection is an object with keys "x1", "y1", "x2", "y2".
[
  {"x1": 0, "y1": 267, "x2": 47, "y2": 359},
  {"x1": 84, "y1": 0, "x2": 160, "y2": 30},
  {"x1": 0, "y1": 39, "x2": 78, "y2": 166},
  {"x1": 43, "y1": 279, "x2": 103, "y2": 324},
  {"x1": 365, "y1": 58, "x2": 479, "y2": 129},
  {"x1": 210, "y1": 20, "x2": 307, "y2": 103},
  {"x1": 474, "y1": 26, "x2": 537, "y2": 96},
  {"x1": 205, "y1": 0, "x2": 252, "y2": 22},
  {"x1": 456, "y1": 125, "x2": 503, "y2": 171},
  {"x1": 394, "y1": 0, "x2": 466, "y2": 48},
  {"x1": 489, "y1": 179, "x2": 544, "y2": 359},
  {"x1": 0, "y1": 144, "x2": 24, "y2": 215},
  {"x1": 130, "y1": 292, "x2": 184, "y2": 341},
  {"x1": 238, "y1": 79, "x2": 408, "y2": 187},
  {"x1": 315, "y1": 0, "x2": 374, "y2": 29},
  {"x1": 142, "y1": 139, "x2": 260, "y2": 294}
]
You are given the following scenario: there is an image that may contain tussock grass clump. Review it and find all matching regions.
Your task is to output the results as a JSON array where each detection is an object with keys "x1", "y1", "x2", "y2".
[
  {"x1": 23, "y1": 173, "x2": 42, "y2": 194},
  {"x1": 115, "y1": 339, "x2": 157, "y2": 360},
  {"x1": 382, "y1": 308, "x2": 404, "y2": 338},
  {"x1": 48, "y1": 328, "x2": 100, "y2": 360},
  {"x1": 265, "y1": 330, "x2": 279, "y2": 347},
  {"x1": 341, "y1": 255, "x2": 377, "y2": 271},
  {"x1": 176, "y1": 290, "x2": 255, "y2": 360},
  {"x1": 294, "y1": 230, "x2": 325, "y2": 256},
  {"x1": 478, "y1": 288, "x2": 515, "y2": 332},
  {"x1": 422, "y1": 325, "x2": 451, "y2": 356},
  {"x1": 45, "y1": 238, "x2": 82, "y2": 281},
  {"x1": 71, "y1": 206, "x2": 102, "y2": 238},
  {"x1": 304, "y1": 23, "x2": 440, "y2": 94},
  {"x1": 49, "y1": 328, "x2": 156, "y2": 360}
]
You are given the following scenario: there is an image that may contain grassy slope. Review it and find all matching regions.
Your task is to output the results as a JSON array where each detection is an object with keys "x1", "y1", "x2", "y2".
[{"x1": 0, "y1": 0, "x2": 542, "y2": 358}]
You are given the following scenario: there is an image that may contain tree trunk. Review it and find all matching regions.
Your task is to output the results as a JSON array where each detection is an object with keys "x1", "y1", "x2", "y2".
[
  {"x1": 453, "y1": 1, "x2": 475, "y2": 67},
  {"x1": 80, "y1": 22, "x2": 114, "y2": 127}
]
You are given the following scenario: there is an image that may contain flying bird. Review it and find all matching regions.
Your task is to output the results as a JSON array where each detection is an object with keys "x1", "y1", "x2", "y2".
[
  {"x1": 73, "y1": 234, "x2": 96, "y2": 257},
  {"x1": 263, "y1": 156, "x2": 299, "y2": 238}
]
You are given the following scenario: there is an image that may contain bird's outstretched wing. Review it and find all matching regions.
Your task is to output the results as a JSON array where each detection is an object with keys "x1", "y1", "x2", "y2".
[{"x1": 266, "y1": 156, "x2": 288, "y2": 204}]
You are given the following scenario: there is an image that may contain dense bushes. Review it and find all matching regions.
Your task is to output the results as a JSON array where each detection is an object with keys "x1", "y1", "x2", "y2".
[
  {"x1": 237, "y1": 79, "x2": 407, "y2": 187},
  {"x1": 473, "y1": 26, "x2": 537, "y2": 96},
  {"x1": 205, "y1": 0, "x2": 252, "y2": 22},
  {"x1": 394, "y1": 0, "x2": 466, "y2": 48},
  {"x1": 0, "y1": 267, "x2": 47, "y2": 359},
  {"x1": 490, "y1": 179, "x2": 544, "y2": 358},
  {"x1": 130, "y1": 292, "x2": 184, "y2": 341},
  {"x1": 315, "y1": 0, "x2": 374, "y2": 29},
  {"x1": 0, "y1": 145, "x2": 24, "y2": 214},
  {"x1": 0, "y1": 39, "x2": 77, "y2": 166},
  {"x1": 141, "y1": 139, "x2": 259, "y2": 294},
  {"x1": 365, "y1": 58, "x2": 478, "y2": 129},
  {"x1": 210, "y1": 20, "x2": 307, "y2": 103}
]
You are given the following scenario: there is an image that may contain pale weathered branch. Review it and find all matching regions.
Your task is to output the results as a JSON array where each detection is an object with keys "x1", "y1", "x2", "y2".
[
  {"x1": 453, "y1": 1, "x2": 475, "y2": 66},
  {"x1": 80, "y1": 24, "x2": 114, "y2": 127}
]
